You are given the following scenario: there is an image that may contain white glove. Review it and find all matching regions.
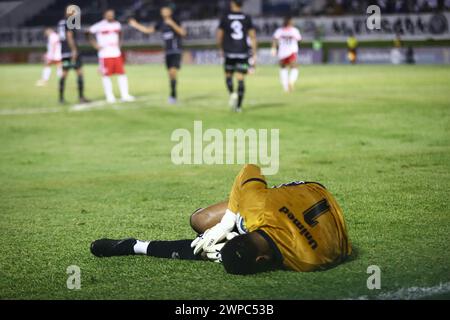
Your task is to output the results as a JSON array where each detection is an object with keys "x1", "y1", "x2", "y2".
[
  {"x1": 191, "y1": 224, "x2": 228, "y2": 255},
  {"x1": 202, "y1": 232, "x2": 239, "y2": 263},
  {"x1": 191, "y1": 209, "x2": 237, "y2": 255}
]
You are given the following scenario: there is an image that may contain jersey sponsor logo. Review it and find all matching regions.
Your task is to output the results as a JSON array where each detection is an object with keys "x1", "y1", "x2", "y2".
[
  {"x1": 225, "y1": 53, "x2": 249, "y2": 59},
  {"x1": 227, "y1": 14, "x2": 246, "y2": 20},
  {"x1": 163, "y1": 31, "x2": 175, "y2": 40},
  {"x1": 100, "y1": 29, "x2": 119, "y2": 34},
  {"x1": 279, "y1": 206, "x2": 318, "y2": 250}
]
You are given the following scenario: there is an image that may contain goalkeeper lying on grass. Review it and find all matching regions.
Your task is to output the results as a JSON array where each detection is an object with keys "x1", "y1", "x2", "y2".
[{"x1": 91, "y1": 164, "x2": 352, "y2": 274}]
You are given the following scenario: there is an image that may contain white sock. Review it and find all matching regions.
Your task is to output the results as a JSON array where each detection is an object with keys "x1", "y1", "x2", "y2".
[
  {"x1": 42, "y1": 66, "x2": 51, "y2": 81},
  {"x1": 289, "y1": 68, "x2": 299, "y2": 85},
  {"x1": 118, "y1": 75, "x2": 130, "y2": 99},
  {"x1": 133, "y1": 240, "x2": 150, "y2": 255},
  {"x1": 280, "y1": 68, "x2": 289, "y2": 92},
  {"x1": 102, "y1": 76, "x2": 115, "y2": 101}
]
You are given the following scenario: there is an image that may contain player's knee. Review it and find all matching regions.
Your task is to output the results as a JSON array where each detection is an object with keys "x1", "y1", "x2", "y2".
[{"x1": 189, "y1": 208, "x2": 205, "y2": 234}]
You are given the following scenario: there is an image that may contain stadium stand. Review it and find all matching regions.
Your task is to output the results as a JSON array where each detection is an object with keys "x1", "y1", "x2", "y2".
[{"x1": 13, "y1": 0, "x2": 450, "y2": 28}]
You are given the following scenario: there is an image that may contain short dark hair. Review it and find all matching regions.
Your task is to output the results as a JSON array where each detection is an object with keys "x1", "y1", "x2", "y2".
[
  {"x1": 283, "y1": 15, "x2": 293, "y2": 27},
  {"x1": 161, "y1": 1, "x2": 175, "y2": 9},
  {"x1": 232, "y1": 0, "x2": 244, "y2": 8},
  {"x1": 221, "y1": 234, "x2": 260, "y2": 275}
]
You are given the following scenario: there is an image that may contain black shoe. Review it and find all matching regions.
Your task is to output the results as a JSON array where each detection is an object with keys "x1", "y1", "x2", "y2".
[
  {"x1": 90, "y1": 238, "x2": 137, "y2": 257},
  {"x1": 79, "y1": 97, "x2": 91, "y2": 104},
  {"x1": 59, "y1": 98, "x2": 66, "y2": 105}
]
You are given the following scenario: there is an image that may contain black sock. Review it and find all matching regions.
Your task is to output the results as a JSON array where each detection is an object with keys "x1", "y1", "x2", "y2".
[
  {"x1": 226, "y1": 76, "x2": 233, "y2": 93},
  {"x1": 77, "y1": 75, "x2": 84, "y2": 99},
  {"x1": 59, "y1": 77, "x2": 65, "y2": 101},
  {"x1": 170, "y1": 79, "x2": 177, "y2": 98},
  {"x1": 237, "y1": 80, "x2": 245, "y2": 108},
  {"x1": 147, "y1": 239, "x2": 200, "y2": 260}
]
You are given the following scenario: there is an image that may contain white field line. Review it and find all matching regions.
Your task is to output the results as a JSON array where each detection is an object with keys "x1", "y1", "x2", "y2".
[
  {"x1": 353, "y1": 282, "x2": 450, "y2": 300},
  {"x1": 0, "y1": 107, "x2": 61, "y2": 115},
  {"x1": 0, "y1": 97, "x2": 280, "y2": 116},
  {"x1": 69, "y1": 95, "x2": 159, "y2": 112},
  {"x1": 0, "y1": 96, "x2": 155, "y2": 116}
]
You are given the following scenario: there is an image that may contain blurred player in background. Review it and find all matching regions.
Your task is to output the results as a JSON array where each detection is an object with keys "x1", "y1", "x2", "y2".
[
  {"x1": 57, "y1": 5, "x2": 89, "y2": 104},
  {"x1": 347, "y1": 32, "x2": 358, "y2": 64},
  {"x1": 271, "y1": 16, "x2": 301, "y2": 93},
  {"x1": 36, "y1": 28, "x2": 62, "y2": 87},
  {"x1": 128, "y1": 4, "x2": 186, "y2": 104},
  {"x1": 88, "y1": 9, "x2": 135, "y2": 103},
  {"x1": 217, "y1": 0, "x2": 257, "y2": 112}
]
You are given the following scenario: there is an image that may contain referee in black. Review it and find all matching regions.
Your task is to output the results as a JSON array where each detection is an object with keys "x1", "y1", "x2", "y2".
[{"x1": 129, "y1": 4, "x2": 186, "y2": 104}]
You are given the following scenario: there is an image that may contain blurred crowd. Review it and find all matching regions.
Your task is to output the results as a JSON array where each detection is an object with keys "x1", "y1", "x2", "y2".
[
  {"x1": 264, "y1": 0, "x2": 450, "y2": 17},
  {"x1": 22, "y1": 0, "x2": 450, "y2": 27}
]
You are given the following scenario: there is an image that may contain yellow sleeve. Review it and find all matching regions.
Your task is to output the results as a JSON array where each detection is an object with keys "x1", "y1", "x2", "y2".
[{"x1": 228, "y1": 164, "x2": 267, "y2": 213}]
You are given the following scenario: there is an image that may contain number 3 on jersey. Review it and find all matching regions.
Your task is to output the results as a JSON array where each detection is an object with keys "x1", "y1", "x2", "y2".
[{"x1": 230, "y1": 20, "x2": 243, "y2": 40}]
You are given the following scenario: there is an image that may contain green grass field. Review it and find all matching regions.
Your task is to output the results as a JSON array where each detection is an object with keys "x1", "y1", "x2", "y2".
[{"x1": 0, "y1": 64, "x2": 449, "y2": 299}]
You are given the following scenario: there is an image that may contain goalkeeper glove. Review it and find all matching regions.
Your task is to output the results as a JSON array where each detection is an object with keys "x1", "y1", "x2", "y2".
[
  {"x1": 202, "y1": 232, "x2": 239, "y2": 263},
  {"x1": 191, "y1": 209, "x2": 237, "y2": 255}
]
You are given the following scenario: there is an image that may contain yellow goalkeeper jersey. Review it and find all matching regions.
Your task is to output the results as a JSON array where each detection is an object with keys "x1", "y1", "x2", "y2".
[{"x1": 228, "y1": 164, "x2": 352, "y2": 272}]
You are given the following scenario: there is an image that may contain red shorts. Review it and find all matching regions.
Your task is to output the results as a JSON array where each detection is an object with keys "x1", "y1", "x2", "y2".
[
  {"x1": 280, "y1": 53, "x2": 298, "y2": 66},
  {"x1": 99, "y1": 56, "x2": 125, "y2": 76}
]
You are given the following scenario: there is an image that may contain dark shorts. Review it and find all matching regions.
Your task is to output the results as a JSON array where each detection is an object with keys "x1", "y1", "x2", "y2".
[
  {"x1": 165, "y1": 54, "x2": 181, "y2": 69},
  {"x1": 224, "y1": 57, "x2": 249, "y2": 74},
  {"x1": 62, "y1": 55, "x2": 83, "y2": 71}
]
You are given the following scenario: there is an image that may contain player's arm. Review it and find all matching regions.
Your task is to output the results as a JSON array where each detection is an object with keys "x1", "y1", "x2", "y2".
[
  {"x1": 166, "y1": 18, "x2": 187, "y2": 37},
  {"x1": 216, "y1": 28, "x2": 224, "y2": 56},
  {"x1": 247, "y1": 16, "x2": 257, "y2": 63},
  {"x1": 296, "y1": 29, "x2": 302, "y2": 44},
  {"x1": 271, "y1": 38, "x2": 278, "y2": 56},
  {"x1": 87, "y1": 32, "x2": 100, "y2": 51},
  {"x1": 66, "y1": 30, "x2": 77, "y2": 62},
  {"x1": 128, "y1": 18, "x2": 155, "y2": 34},
  {"x1": 248, "y1": 28, "x2": 257, "y2": 63},
  {"x1": 192, "y1": 165, "x2": 267, "y2": 255}
]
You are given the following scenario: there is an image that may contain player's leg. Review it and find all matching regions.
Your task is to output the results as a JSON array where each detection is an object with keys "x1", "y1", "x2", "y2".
[
  {"x1": 59, "y1": 60, "x2": 70, "y2": 104},
  {"x1": 225, "y1": 71, "x2": 234, "y2": 95},
  {"x1": 224, "y1": 58, "x2": 238, "y2": 108},
  {"x1": 91, "y1": 200, "x2": 229, "y2": 259},
  {"x1": 116, "y1": 56, "x2": 134, "y2": 102},
  {"x1": 231, "y1": 58, "x2": 250, "y2": 111},
  {"x1": 190, "y1": 200, "x2": 228, "y2": 234},
  {"x1": 168, "y1": 67, "x2": 178, "y2": 104},
  {"x1": 224, "y1": 57, "x2": 234, "y2": 94},
  {"x1": 75, "y1": 56, "x2": 88, "y2": 103},
  {"x1": 102, "y1": 76, "x2": 116, "y2": 103},
  {"x1": 100, "y1": 58, "x2": 116, "y2": 103},
  {"x1": 166, "y1": 54, "x2": 181, "y2": 104},
  {"x1": 288, "y1": 61, "x2": 299, "y2": 91},
  {"x1": 55, "y1": 62, "x2": 63, "y2": 79},
  {"x1": 91, "y1": 238, "x2": 201, "y2": 260},
  {"x1": 38, "y1": 61, "x2": 52, "y2": 86},
  {"x1": 279, "y1": 62, "x2": 289, "y2": 92},
  {"x1": 235, "y1": 71, "x2": 246, "y2": 112}
]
